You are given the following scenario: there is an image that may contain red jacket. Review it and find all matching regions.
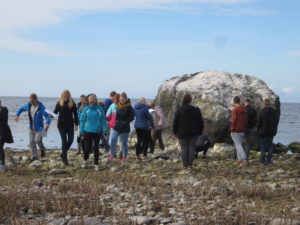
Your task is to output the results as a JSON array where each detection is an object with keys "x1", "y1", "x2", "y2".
[{"x1": 231, "y1": 105, "x2": 248, "y2": 133}]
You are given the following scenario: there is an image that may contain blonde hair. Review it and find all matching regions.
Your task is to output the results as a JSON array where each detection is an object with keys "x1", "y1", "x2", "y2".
[
  {"x1": 120, "y1": 92, "x2": 127, "y2": 99},
  {"x1": 139, "y1": 97, "x2": 146, "y2": 104},
  {"x1": 88, "y1": 94, "x2": 99, "y2": 105},
  {"x1": 58, "y1": 90, "x2": 74, "y2": 108}
]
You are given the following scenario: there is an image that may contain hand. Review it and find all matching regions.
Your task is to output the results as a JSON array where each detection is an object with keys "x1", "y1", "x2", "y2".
[
  {"x1": 44, "y1": 124, "x2": 50, "y2": 131},
  {"x1": 74, "y1": 125, "x2": 78, "y2": 131},
  {"x1": 15, "y1": 116, "x2": 20, "y2": 122}
]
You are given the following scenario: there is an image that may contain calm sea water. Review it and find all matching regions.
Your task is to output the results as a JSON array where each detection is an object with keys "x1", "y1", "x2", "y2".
[{"x1": 0, "y1": 97, "x2": 299, "y2": 150}]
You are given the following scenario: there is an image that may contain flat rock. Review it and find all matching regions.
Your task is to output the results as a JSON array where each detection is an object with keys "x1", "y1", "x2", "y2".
[{"x1": 48, "y1": 169, "x2": 67, "y2": 175}]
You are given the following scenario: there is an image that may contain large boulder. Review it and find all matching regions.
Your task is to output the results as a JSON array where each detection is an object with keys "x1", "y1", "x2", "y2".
[{"x1": 155, "y1": 71, "x2": 280, "y2": 143}]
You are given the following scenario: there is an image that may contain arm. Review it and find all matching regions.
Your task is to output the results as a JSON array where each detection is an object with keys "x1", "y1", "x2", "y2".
[
  {"x1": 198, "y1": 108, "x2": 204, "y2": 134},
  {"x1": 257, "y1": 110, "x2": 262, "y2": 130},
  {"x1": 126, "y1": 106, "x2": 135, "y2": 123},
  {"x1": 53, "y1": 103, "x2": 60, "y2": 115},
  {"x1": 106, "y1": 105, "x2": 113, "y2": 121},
  {"x1": 230, "y1": 108, "x2": 237, "y2": 132},
  {"x1": 15, "y1": 103, "x2": 29, "y2": 122},
  {"x1": 173, "y1": 110, "x2": 179, "y2": 135},
  {"x1": 80, "y1": 108, "x2": 87, "y2": 135},
  {"x1": 100, "y1": 107, "x2": 108, "y2": 134},
  {"x1": 0, "y1": 107, "x2": 8, "y2": 124},
  {"x1": 73, "y1": 104, "x2": 79, "y2": 126}
]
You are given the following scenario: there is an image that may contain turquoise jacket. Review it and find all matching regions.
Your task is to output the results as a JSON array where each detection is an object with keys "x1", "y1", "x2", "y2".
[{"x1": 80, "y1": 105, "x2": 107, "y2": 135}]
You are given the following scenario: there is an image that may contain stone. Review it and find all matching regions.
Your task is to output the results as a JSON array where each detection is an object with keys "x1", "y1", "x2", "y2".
[
  {"x1": 274, "y1": 143, "x2": 288, "y2": 154},
  {"x1": 32, "y1": 179, "x2": 43, "y2": 187},
  {"x1": 270, "y1": 218, "x2": 300, "y2": 225},
  {"x1": 155, "y1": 71, "x2": 280, "y2": 143},
  {"x1": 130, "y1": 216, "x2": 156, "y2": 225},
  {"x1": 48, "y1": 169, "x2": 67, "y2": 175},
  {"x1": 268, "y1": 183, "x2": 281, "y2": 190},
  {"x1": 288, "y1": 142, "x2": 300, "y2": 154},
  {"x1": 211, "y1": 143, "x2": 235, "y2": 154},
  {"x1": 29, "y1": 160, "x2": 42, "y2": 168},
  {"x1": 161, "y1": 218, "x2": 173, "y2": 224},
  {"x1": 67, "y1": 217, "x2": 106, "y2": 225}
]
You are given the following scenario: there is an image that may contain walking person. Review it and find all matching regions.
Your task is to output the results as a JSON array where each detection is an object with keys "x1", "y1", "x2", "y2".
[
  {"x1": 80, "y1": 94, "x2": 107, "y2": 170},
  {"x1": 54, "y1": 90, "x2": 78, "y2": 165},
  {"x1": 134, "y1": 98, "x2": 153, "y2": 161},
  {"x1": 108, "y1": 92, "x2": 134, "y2": 162},
  {"x1": 0, "y1": 100, "x2": 14, "y2": 170},
  {"x1": 15, "y1": 94, "x2": 51, "y2": 161},
  {"x1": 148, "y1": 101, "x2": 168, "y2": 153},
  {"x1": 257, "y1": 99, "x2": 280, "y2": 164},
  {"x1": 77, "y1": 95, "x2": 88, "y2": 155},
  {"x1": 244, "y1": 99, "x2": 257, "y2": 161},
  {"x1": 230, "y1": 96, "x2": 248, "y2": 165},
  {"x1": 173, "y1": 94, "x2": 204, "y2": 171}
]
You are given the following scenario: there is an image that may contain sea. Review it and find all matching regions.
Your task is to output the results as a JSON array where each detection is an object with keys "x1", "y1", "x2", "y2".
[{"x1": 0, "y1": 97, "x2": 299, "y2": 151}]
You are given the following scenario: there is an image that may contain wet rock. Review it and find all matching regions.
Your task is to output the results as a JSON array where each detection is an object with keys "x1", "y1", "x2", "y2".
[
  {"x1": 274, "y1": 143, "x2": 288, "y2": 154},
  {"x1": 288, "y1": 142, "x2": 300, "y2": 154}
]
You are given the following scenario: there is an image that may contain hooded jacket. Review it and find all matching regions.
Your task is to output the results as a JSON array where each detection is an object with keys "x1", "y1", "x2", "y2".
[
  {"x1": 16, "y1": 102, "x2": 51, "y2": 132},
  {"x1": 173, "y1": 104, "x2": 204, "y2": 139},
  {"x1": 80, "y1": 104, "x2": 107, "y2": 135},
  {"x1": 106, "y1": 103, "x2": 117, "y2": 128},
  {"x1": 231, "y1": 105, "x2": 248, "y2": 133},
  {"x1": 257, "y1": 106, "x2": 279, "y2": 137},
  {"x1": 0, "y1": 106, "x2": 13, "y2": 144},
  {"x1": 134, "y1": 102, "x2": 153, "y2": 130},
  {"x1": 113, "y1": 100, "x2": 135, "y2": 133},
  {"x1": 54, "y1": 101, "x2": 78, "y2": 129}
]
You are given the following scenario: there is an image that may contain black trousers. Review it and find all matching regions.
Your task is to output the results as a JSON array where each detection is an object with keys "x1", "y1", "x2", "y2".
[
  {"x1": 84, "y1": 132, "x2": 101, "y2": 165},
  {"x1": 58, "y1": 127, "x2": 74, "y2": 163},
  {"x1": 152, "y1": 129, "x2": 165, "y2": 151},
  {"x1": 0, "y1": 137, "x2": 5, "y2": 166},
  {"x1": 136, "y1": 129, "x2": 151, "y2": 157}
]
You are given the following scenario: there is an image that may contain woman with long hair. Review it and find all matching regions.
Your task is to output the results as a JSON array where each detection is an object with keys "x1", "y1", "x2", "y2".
[{"x1": 54, "y1": 90, "x2": 78, "y2": 165}]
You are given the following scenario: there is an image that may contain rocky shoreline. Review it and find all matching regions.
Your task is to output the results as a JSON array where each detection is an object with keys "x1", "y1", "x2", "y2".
[{"x1": 0, "y1": 139, "x2": 300, "y2": 225}]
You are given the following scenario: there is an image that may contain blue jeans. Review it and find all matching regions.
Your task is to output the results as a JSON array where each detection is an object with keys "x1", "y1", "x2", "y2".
[
  {"x1": 109, "y1": 129, "x2": 129, "y2": 158},
  {"x1": 260, "y1": 136, "x2": 274, "y2": 163},
  {"x1": 231, "y1": 132, "x2": 246, "y2": 162}
]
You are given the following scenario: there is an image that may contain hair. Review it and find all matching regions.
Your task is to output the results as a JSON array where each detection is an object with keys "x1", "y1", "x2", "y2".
[
  {"x1": 88, "y1": 94, "x2": 98, "y2": 105},
  {"x1": 58, "y1": 90, "x2": 74, "y2": 108},
  {"x1": 110, "y1": 91, "x2": 117, "y2": 97},
  {"x1": 114, "y1": 94, "x2": 120, "y2": 104},
  {"x1": 30, "y1": 93, "x2": 38, "y2": 101},
  {"x1": 233, "y1": 96, "x2": 241, "y2": 104},
  {"x1": 182, "y1": 93, "x2": 192, "y2": 105},
  {"x1": 80, "y1": 95, "x2": 86, "y2": 98},
  {"x1": 264, "y1": 98, "x2": 271, "y2": 106},
  {"x1": 148, "y1": 101, "x2": 155, "y2": 108},
  {"x1": 120, "y1": 92, "x2": 127, "y2": 99},
  {"x1": 245, "y1": 99, "x2": 251, "y2": 104},
  {"x1": 139, "y1": 97, "x2": 146, "y2": 104}
]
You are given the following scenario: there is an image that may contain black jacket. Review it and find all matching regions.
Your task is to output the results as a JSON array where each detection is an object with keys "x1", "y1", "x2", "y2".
[
  {"x1": 257, "y1": 106, "x2": 279, "y2": 137},
  {"x1": 54, "y1": 101, "x2": 78, "y2": 129},
  {"x1": 173, "y1": 104, "x2": 204, "y2": 139},
  {"x1": 113, "y1": 101, "x2": 135, "y2": 133},
  {"x1": 0, "y1": 107, "x2": 14, "y2": 144},
  {"x1": 246, "y1": 105, "x2": 257, "y2": 129}
]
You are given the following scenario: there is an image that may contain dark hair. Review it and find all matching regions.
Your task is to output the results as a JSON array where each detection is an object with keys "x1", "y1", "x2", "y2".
[
  {"x1": 182, "y1": 93, "x2": 192, "y2": 105},
  {"x1": 264, "y1": 98, "x2": 271, "y2": 106},
  {"x1": 245, "y1": 99, "x2": 251, "y2": 104},
  {"x1": 233, "y1": 96, "x2": 240, "y2": 104},
  {"x1": 114, "y1": 94, "x2": 120, "y2": 104},
  {"x1": 30, "y1": 93, "x2": 38, "y2": 100},
  {"x1": 80, "y1": 95, "x2": 86, "y2": 98},
  {"x1": 110, "y1": 91, "x2": 117, "y2": 97}
]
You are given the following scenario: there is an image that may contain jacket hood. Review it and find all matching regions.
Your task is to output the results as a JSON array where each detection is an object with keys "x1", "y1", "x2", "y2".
[
  {"x1": 134, "y1": 102, "x2": 148, "y2": 111},
  {"x1": 181, "y1": 104, "x2": 199, "y2": 113},
  {"x1": 262, "y1": 106, "x2": 276, "y2": 113},
  {"x1": 236, "y1": 105, "x2": 248, "y2": 113}
]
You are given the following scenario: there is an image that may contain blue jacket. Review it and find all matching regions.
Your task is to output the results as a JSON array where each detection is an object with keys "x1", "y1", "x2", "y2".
[
  {"x1": 104, "y1": 98, "x2": 113, "y2": 114},
  {"x1": 16, "y1": 102, "x2": 51, "y2": 132},
  {"x1": 134, "y1": 102, "x2": 153, "y2": 130},
  {"x1": 80, "y1": 104, "x2": 107, "y2": 135}
]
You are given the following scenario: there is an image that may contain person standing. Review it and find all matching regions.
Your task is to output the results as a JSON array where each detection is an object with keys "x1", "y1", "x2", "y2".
[
  {"x1": 230, "y1": 96, "x2": 248, "y2": 165},
  {"x1": 54, "y1": 90, "x2": 78, "y2": 165},
  {"x1": 244, "y1": 99, "x2": 257, "y2": 161},
  {"x1": 173, "y1": 94, "x2": 204, "y2": 171},
  {"x1": 148, "y1": 102, "x2": 168, "y2": 153},
  {"x1": 134, "y1": 98, "x2": 153, "y2": 161},
  {"x1": 257, "y1": 99, "x2": 280, "y2": 164},
  {"x1": 0, "y1": 100, "x2": 14, "y2": 170},
  {"x1": 77, "y1": 95, "x2": 88, "y2": 155},
  {"x1": 15, "y1": 94, "x2": 51, "y2": 161},
  {"x1": 108, "y1": 92, "x2": 134, "y2": 163},
  {"x1": 80, "y1": 94, "x2": 107, "y2": 170}
]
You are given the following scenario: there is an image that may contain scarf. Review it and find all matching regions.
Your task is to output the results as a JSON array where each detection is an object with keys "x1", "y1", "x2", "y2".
[{"x1": 118, "y1": 101, "x2": 131, "y2": 110}]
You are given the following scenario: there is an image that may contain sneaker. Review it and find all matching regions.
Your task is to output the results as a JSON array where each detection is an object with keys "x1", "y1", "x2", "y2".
[
  {"x1": 238, "y1": 161, "x2": 248, "y2": 166},
  {"x1": 41, "y1": 150, "x2": 46, "y2": 158},
  {"x1": 119, "y1": 158, "x2": 127, "y2": 163},
  {"x1": 81, "y1": 160, "x2": 87, "y2": 168},
  {"x1": 94, "y1": 165, "x2": 99, "y2": 171},
  {"x1": 108, "y1": 154, "x2": 114, "y2": 160}
]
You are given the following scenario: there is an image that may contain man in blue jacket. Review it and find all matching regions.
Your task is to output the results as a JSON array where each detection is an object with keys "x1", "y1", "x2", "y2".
[{"x1": 15, "y1": 93, "x2": 51, "y2": 161}]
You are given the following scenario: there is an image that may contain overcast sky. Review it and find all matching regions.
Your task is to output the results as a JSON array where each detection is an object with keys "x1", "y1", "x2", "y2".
[{"x1": 0, "y1": 0, "x2": 299, "y2": 102}]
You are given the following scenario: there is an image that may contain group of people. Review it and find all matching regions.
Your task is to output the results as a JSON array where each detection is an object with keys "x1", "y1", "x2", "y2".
[{"x1": 0, "y1": 91, "x2": 280, "y2": 172}]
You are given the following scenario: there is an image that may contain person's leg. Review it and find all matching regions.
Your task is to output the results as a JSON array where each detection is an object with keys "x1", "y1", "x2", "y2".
[
  {"x1": 0, "y1": 137, "x2": 5, "y2": 166},
  {"x1": 109, "y1": 129, "x2": 119, "y2": 158},
  {"x1": 187, "y1": 136, "x2": 197, "y2": 168},
  {"x1": 58, "y1": 128, "x2": 68, "y2": 163},
  {"x1": 120, "y1": 132, "x2": 129, "y2": 159},
  {"x1": 66, "y1": 127, "x2": 74, "y2": 150},
  {"x1": 142, "y1": 130, "x2": 151, "y2": 157},
  {"x1": 77, "y1": 136, "x2": 82, "y2": 154},
  {"x1": 267, "y1": 136, "x2": 274, "y2": 164},
  {"x1": 152, "y1": 130, "x2": 158, "y2": 151},
  {"x1": 157, "y1": 129, "x2": 165, "y2": 151},
  {"x1": 93, "y1": 133, "x2": 101, "y2": 165},
  {"x1": 84, "y1": 132, "x2": 92, "y2": 161},
  {"x1": 231, "y1": 133, "x2": 246, "y2": 162},
  {"x1": 101, "y1": 134, "x2": 109, "y2": 153},
  {"x1": 135, "y1": 129, "x2": 142, "y2": 157},
  {"x1": 149, "y1": 130, "x2": 154, "y2": 154},
  {"x1": 260, "y1": 137, "x2": 267, "y2": 164},
  {"x1": 245, "y1": 129, "x2": 251, "y2": 161},
  {"x1": 178, "y1": 138, "x2": 189, "y2": 168},
  {"x1": 29, "y1": 129, "x2": 38, "y2": 159}
]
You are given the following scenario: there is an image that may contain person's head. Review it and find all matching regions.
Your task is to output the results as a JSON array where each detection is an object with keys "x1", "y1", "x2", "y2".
[
  {"x1": 148, "y1": 101, "x2": 155, "y2": 109},
  {"x1": 59, "y1": 90, "x2": 74, "y2": 108},
  {"x1": 80, "y1": 95, "x2": 86, "y2": 105},
  {"x1": 88, "y1": 94, "x2": 98, "y2": 106},
  {"x1": 29, "y1": 93, "x2": 38, "y2": 106},
  {"x1": 263, "y1": 98, "x2": 271, "y2": 107},
  {"x1": 233, "y1": 96, "x2": 241, "y2": 105},
  {"x1": 245, "y1": 99, "x2": 251, "y2": 106},
  {"x1": 182, "y1": 93, "x2": 192, "y2": 105},
  {"x1": 114, "y1": 94, "x2": 120, "y2": 105},
  {"x1": 139, "y1": 97, "x2": 146, "y2": 105},
  {"x1": 109, "y1": 91, "x2": 117, "y2": 101},
  {"x1": 120, "y1": 92, "x2": 128, "y2": 104}
]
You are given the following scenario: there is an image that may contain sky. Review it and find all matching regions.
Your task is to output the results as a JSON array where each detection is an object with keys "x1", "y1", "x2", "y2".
[{"x1": 0, "y1": 0, "x2": 299, "y2": 102}]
